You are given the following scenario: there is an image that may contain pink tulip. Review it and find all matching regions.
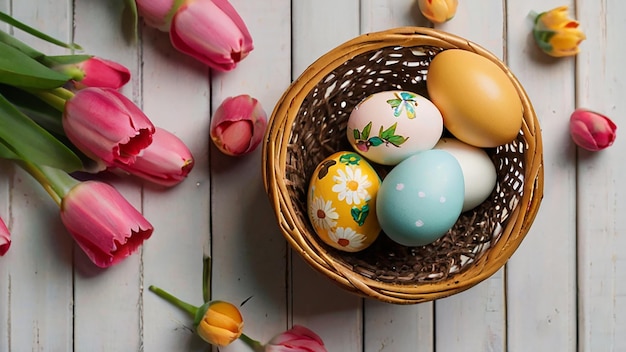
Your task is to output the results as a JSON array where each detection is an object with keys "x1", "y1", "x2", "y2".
[
  {"x1": 172, "y1": 0, "x2": 253, "y2": 71},
  {"x1": 570, "y1": 108, "x2": 617, "y2": 151},
  {"x1": 63, "y1": 87, "x2": 155, "y2": 167},
  {"x1": 71, "y1": 57, "x2": 131, "y2": 90},
  {"x1": 60, "y1": 180, "x2": 153, "y2": 268},
  {"x1": 0, "y1": 217, "x2": 10, "y2": 256},
  {"x1": 116, "y1": 127, "x2": 195, "y2": 187},
  {"x1": 210, "y1": 95, "x2": 267, "y2": 156},
  {"x1": 265, "y1": 325, "x2": 327, "y2": 352}
]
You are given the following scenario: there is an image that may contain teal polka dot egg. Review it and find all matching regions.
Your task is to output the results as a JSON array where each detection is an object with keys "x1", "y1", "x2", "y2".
[{"x1": 376, "y1": 149, "x2": 465, "y2": 247}]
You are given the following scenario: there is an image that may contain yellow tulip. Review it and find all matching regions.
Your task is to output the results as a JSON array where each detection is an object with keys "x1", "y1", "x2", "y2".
[
  {"x1": 532, "y1": 6, "x2": 586, "y2": 57},
  {"x1": 195, "y1": 301, "x2": 244, "y2": 347},
  {"x1": 417, "y1": 0, "x2": 458, "y2": 24}
]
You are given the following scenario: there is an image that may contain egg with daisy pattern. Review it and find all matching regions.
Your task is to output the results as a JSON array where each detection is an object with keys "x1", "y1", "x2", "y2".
[{"x1": 307, "y1": 151, "x2": 382, "y2": 252}]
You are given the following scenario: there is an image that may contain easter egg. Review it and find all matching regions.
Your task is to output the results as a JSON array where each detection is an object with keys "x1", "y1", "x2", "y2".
[
  {"x1": 434, "y1": 138, "x2": 497, "y2": 211},
  {"x1": 347, "y1": 90, "x2": 443, "y2": 165},
  {"x1": 307, "y1": 151, "x2": 381, "y2": 252},
  {"x1": 376, "y1": 149, "x2": 464, "y2": 247},
  {"x1": 427, "y1": 49, "x2": 523, "y2": 148}
]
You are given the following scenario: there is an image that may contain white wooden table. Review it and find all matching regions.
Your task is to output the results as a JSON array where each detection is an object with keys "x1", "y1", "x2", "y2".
[{"x1": 0, "y1": 0, "x2": 623, "y2": 351}]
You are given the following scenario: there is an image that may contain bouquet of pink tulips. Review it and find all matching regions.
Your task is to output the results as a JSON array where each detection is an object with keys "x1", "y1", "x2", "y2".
[{"x1": 0, "y1": 12, "x2": 194, "y2": 266}]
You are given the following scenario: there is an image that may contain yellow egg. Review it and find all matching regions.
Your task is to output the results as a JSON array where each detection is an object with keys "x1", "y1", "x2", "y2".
[
  {"x1": 307, "y1": 151, "x2": 381, "y2": 252},
  {"x1": 427, "y1": 49, "x2": 523, "y2": 148}
]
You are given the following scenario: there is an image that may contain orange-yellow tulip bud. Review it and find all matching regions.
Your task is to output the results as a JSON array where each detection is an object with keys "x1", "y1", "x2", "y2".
[
  {"x1": 532, "y1": 6, "x2": 586, "y2": 57},
  {"x1": 194, "y1": 300, "x2": 244, "y2": 347},
  {"x1": 417, "y1": 0, "x2": 458, "y2": 24}
]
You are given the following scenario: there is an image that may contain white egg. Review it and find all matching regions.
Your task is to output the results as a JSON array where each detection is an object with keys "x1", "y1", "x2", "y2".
[
  {"x1": 347, "y1": 90, "x2": 443, "y2": 165},
  {"x1": 434, "y1": 138, "x2": 497, "y2": 211}
]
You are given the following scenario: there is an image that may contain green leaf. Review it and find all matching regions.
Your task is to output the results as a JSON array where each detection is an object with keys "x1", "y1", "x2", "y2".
[
  {"x1": 353, "y1": 128, "x2": 360, "y2": 140},
  {"x1": 0, "y1": 11, "x2": 82, "y2": 50},
  {"x1": 0, "y1": 141, "x2": 18, "y2": 159},
  {"x1": 0, "y1": 84, "x2": 64, "y2": 136},
  {"x1": 386, "y1": 135, "x2": 408, "y2": 147},
  {"x1": 0, "y1": 29, "x2": 45, "y2": 60},
  {"x1": 380, "y1": 122, "x2": 398, "y2": 140},
  {"x1": 0, "y1": 42, "x2": 70, "y2": 89},
  {"x1": 43, "y1": 54, "x2": 92, "y2": 66},
  {"x1": 362, "y1": 121, "x2": 372, "y2": 139},
  {"x1": 0, "y1": 93, "x2": 82, "y2": 171}
]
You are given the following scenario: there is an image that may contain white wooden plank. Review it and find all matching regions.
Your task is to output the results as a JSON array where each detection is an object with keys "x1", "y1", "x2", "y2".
[
  {"x1": 577, "y1": 0, "x2": 626, "y2": 350},
  {"x1": 505, "y1": 1, "x2": 578, "y2": 351},
  {"x1": 139, "y1": 13, "x2": 212, "y2": 352},
  {"x1": 290, "y1": 1, "x2": 364, "y2": 350},
  {"x1": 3, "y1": 2, "x2": 74, "y2": 350},
  {"x1": 208, "y1": 0, "x2": 291, "y2": 349},
  {"x1": 70, "y1": 2, "x2": 144, "y2": 351},
  {"x1": 431, "y1": 2, "x2": 507, "y2": 351},
  {"x1": 359, "y1": 2, "x2": 434, "y2": 351}
]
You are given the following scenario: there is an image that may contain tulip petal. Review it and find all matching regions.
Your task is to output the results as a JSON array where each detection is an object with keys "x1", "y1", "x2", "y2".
[{"x1": 0, "y1": 217, "x2": 10, "y2": 256}]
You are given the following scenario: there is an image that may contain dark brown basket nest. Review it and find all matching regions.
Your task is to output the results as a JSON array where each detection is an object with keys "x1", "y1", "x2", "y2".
[{"x1": 262, "y1": 27, "x2": 544, "y2": 304}]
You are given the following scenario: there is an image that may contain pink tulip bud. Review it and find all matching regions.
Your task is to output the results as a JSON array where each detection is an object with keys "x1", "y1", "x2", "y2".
[
  {"x1": 0, "y1": 217, "x2": 10, "y2": 256},
  {"x1": 116, "y1": 127, "x2": 195, "y2": 187},
  {"x1": 71, "y1": 57, "x2": 131, "y2": 90},
  {"x1": 210, "y1": 95, "x2": 267, "y2": 156},
  {"x1": 60, "y1": 180, "x2": 153, "y2": 268},
  {"x1": 169, "y1": 0, "x2": 254, "y2": 71},
  {"x1": 63, "y1": 87, "x2": 156, "y2": 167},
  {"x1": 569, "y1": 108, "x2": 617, "y2": 151},
  {"x1": 265, "y1": 325, "x2": 327, "y2": 352}
]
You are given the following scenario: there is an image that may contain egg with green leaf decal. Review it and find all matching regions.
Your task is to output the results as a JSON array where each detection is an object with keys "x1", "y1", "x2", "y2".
[
  {"x1": 347, "y1": 90, "x2": 444, "y2": 165},
  {"x1": 307, "y1": 151, "x2": 381, "y2": 252}
]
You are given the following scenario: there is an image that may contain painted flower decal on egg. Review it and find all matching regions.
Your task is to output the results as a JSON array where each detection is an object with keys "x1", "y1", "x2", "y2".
[
  {"x1": 309, "y1": 195, "x2": 339, "y2": 231},
  {"x1": 329, "y1": 227, "x2": 366, "y2": 251},
  {"x1": 332, "y1": 167, "x2": 372, "y2": 205},
  {"x1": 387, "y1": 91, "x2": 419, "y2": 118}
]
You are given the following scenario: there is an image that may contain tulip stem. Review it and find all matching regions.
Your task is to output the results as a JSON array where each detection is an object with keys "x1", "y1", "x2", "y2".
[
  {"x1": 15, "y1": 161, "x2": 79, "y2": 206},
  {"x1": 148, "y1": 285, "x2": 198, "y2": 318},
  {"x1": 202, "y1": 255, "x2": 211, "y2": 303},
  {"x1": 238, "y1": 333, "x2": 264, "y2": 352},
  {"x1": 25, "y1": 87, "x2": 75, "y2": 113}
]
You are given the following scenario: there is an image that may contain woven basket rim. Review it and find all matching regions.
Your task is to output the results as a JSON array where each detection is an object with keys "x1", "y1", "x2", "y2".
[{"x1": 262, "y1": 26, "x2": 544, "y2": 304}]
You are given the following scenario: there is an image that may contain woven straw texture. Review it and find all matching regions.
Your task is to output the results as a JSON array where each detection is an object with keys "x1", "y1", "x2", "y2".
[{"x1": 262, "y1": 27, "x2": 544, "y2": 304}]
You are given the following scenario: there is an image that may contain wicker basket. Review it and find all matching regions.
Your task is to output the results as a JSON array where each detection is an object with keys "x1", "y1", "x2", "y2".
[{"x1": 262, "y1": 27, "x2": 544, "y2": 304}]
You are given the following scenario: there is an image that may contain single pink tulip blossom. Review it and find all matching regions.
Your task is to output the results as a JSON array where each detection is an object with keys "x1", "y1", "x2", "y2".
[
  {"x1": 60, "y1": 180, "x2": 153, "y2": 268},
  {"x1": 210, "y1": 94, "x2": 267, "y2": 156},
  {"x1": 569, "y1": 108, "x2": 617, "y2": 151},
  {"x1": 0, "y1": 217, "x2": 10, "y2": 256},
  {"x1": 63, "y1": 87, "x2": 155, "y2": 167},
  {"x1": 71, "y1": 57, "x2": 131, "y2": 90},
  {"x1": 169, "y1": 0, "x2": 254, "y2": 71},
  {"x1": 116, "y1": 127, "x2": 195, "y2": 187},
  {"x1": 265, "y1": 325, "x2": 327, "y2": 352}
]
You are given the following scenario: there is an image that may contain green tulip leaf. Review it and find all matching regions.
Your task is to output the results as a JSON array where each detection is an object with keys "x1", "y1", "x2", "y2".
[
  {"x1": 0, "y1": 93, "x2": 82, "y2": 171},
  {"x1": 44, "y1": 54, "x2": 92, "y2": 66},
  {"x1": 0, "y1": 29, "x2": 45, "y2": 60},
  {"x1": 0, "y1": 142, "x2": 18, "y2": 159},
  {"x1": 0, "y1": 42, "x2": 70, "y2": 89},
  {"x1": 0, "y1": 84, "x2": 64, "y2": 136},
  {"x1": 0, "y1": 11, "x2": 82, "y2": 51}
]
